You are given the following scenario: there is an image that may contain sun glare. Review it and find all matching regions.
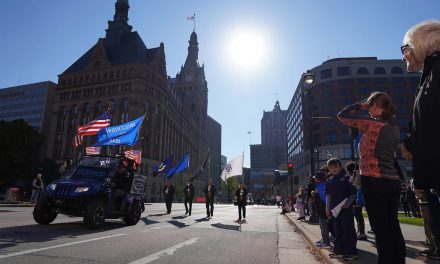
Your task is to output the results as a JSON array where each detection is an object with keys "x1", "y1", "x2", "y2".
[{"x1": 229, "y1": 30, "x2": 264, "y2": 69}]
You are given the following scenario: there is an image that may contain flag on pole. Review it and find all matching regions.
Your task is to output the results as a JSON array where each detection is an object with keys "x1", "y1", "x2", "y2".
[
  {"x1": 73, "y1": 111, "x2": 111, "y2": 147},
  {"x1": 86, "y1": 146, "x2": 101, "y2": 155},
  {"x1": 152, "y1": 155, "x2": 173, "y2": 177},
  {"x1": 124, "y1": 149, "x2": 142, "y2": 165},
  {"x1": 167, "y1": 153, "x2": 190, "y2": 179},
  {"x1": 186, "y1": 16, "x2": 195, "y2": 20},
  {"x1": 190, "y1": 152, "x2": 210, "y2": 181},
  {"x1": 247, "y1": 131, "x2": 251, "y2": 134},
  {"x1": 220, "y1": 154, "x2": 244, "y2": 183},
  {"x1": 93, "y1": 114, "x2": 145, "y2": 147}
]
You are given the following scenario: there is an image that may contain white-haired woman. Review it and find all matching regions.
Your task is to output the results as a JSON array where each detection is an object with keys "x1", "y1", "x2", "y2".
[{"x1": 401, "y1": 19, "x2": 440, "y2": 260}]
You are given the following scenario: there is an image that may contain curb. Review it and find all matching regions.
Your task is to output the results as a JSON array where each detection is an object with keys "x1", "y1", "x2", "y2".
[
  {"x1": 0, "y1": 203, "x2": 35, "y2": 207},
  {"x1": 285, "y1": 214, "x2": 341, "y2": 264}
]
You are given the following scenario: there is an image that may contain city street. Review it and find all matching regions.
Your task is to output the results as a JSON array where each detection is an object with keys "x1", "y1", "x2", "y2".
[{"x1": 0, "y1": 204, "x2": 318, "y2": 264}]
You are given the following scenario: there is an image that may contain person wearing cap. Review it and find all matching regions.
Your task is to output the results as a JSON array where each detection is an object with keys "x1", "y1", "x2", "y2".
[{"x1": 235, "y1": 182, "x2": 248, "y2": 222}]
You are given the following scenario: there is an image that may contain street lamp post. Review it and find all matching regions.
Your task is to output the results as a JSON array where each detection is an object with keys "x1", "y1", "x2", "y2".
[{"x1": 303, "y1": 70, "x2": 316, "y2": 177}]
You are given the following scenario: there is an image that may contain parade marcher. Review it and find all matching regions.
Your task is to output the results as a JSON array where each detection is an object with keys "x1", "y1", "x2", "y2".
[
  {"x1": 401, "y1": 20, "x2": 440, "y2": 260},
  {"x1": 276, "y1": 194, "x2": 282, "y2": 208},
  {"x1": 163, "y1": 180, "x2": 175, "y2": 214},
  {"x1": 338, "y1": 92, "x2": 405, "y2": 263},
  {"x1": 325, "y1": 158, "x2": 358, "y2": 261},
  {"x1": 30, "y1": 173, "x2": 43, "y2": 203},
  {"x1": 183, "y1": 181, "x2": 194, "y2": 216},
  {"x1": 204, "y1": 179, "x2": 216, "y2": 218},
  {"x1": 235, "y1": 182, "x2": 248, "y2": 222}
]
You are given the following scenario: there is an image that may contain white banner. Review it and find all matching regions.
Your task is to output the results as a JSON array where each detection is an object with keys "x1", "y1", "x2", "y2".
[{"x1": 220, "y1": 155, "x2": 243, "y2": 182}]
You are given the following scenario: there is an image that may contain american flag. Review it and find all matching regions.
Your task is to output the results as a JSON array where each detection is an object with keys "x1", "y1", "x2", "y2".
[
  {"x1": 186, "y1": 16, "x2": 195, "y2": 20},
  {"x1": 86, "y1": 147, "x2": 101, "y2": 155},
  {"x1": 73, "y1": 111, "x2": 111, "y2": 148},
  {"x1": 124, "y1": 149, "x2": 142, "y2": 165},
  {"x1": 77, "y1": 111, "x2": 111, "y2": 135}
]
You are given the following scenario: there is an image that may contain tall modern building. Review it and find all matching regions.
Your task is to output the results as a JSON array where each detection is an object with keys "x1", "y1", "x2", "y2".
[
  {"x1": 0, "y1": 81, "x2": 56, "y2": 155},
  {"x1": 287, "y1": 57, "x2": 419, "y2": 190},
  {"x1": 45, "y1": 0, "x2": 214, "y2": 201},
  {"x1": 250, "y1": 101, "x2": 287, "y2": 199}
]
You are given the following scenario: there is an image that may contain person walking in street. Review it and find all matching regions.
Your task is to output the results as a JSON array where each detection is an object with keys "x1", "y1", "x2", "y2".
[
  {"x1": 30, "y1": 173, "x2": 43, "y2": 204},
  {"x1": 204, "y1": 179, "x2": 216, "y2": 218},
  {"x1": 401, "y1": 20, "x2": 440, "y2": 260},
  {"x1": 338, "y1": 92, "x2": 405, "y2": 263},
  {"x1": 183, "y1": 181, "x2": 194, "y2": 216},
  {"x1": 163, "y1": 181, "x2": 175, "y2": 214},
  {"x1": 235, "y1": 182, "x2": 248, "y2": 222}
]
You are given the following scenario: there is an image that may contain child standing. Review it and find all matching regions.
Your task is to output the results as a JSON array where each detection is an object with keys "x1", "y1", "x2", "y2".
[
  {"x1": 313, "y1": 170, "x2": 331, "y2": 249},
  {"x1": 296, "y1": 187, "x2": 306, "y2": 220},
  {"x1": 325, "y1": 158, "x2": 358, "y2": 261}
]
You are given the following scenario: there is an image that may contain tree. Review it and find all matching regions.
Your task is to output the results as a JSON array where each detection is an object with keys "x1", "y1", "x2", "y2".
[
  {"x1": 0, "y1": 120, "x2": 44, "y2": 187},
  {"x1": 221, "y1": 176, "x2": 239, "y2": 203}
]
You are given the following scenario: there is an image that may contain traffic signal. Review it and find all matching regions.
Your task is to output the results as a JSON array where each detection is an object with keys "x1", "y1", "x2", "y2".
[{"x1": 288, "y1": 162, "x2": 294, "y2": 175}]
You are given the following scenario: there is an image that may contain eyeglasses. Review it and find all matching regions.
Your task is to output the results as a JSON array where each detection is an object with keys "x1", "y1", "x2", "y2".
[{"x1": 401, "y1": 44, "x2": 412, "y2": 55}]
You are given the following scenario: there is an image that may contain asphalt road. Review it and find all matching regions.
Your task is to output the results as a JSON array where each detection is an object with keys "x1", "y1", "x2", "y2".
[{"x1": 0, "y1": 203, "x2": 319, "y2": 264}]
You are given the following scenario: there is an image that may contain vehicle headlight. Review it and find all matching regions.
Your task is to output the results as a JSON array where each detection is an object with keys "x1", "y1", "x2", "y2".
[
  {"x1": 49, "y1": 183, "x2": 57, "y2": 191},
  {"x1": 74, "y1": 187, "x2": 90, "y2": 193}
]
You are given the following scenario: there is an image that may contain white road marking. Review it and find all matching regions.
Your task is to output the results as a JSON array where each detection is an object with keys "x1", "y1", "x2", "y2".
[
  {"x1": 0, "y1": 233, "x2": 126, "y2": 259},
  {"x1": 128, "y1": 237, "x2": 199, "y2": 264}
]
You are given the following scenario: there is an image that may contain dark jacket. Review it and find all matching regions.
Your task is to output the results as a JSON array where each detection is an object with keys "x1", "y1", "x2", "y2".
[
  {"x1": 163, "y1": 184, "x2": 175, "y2": 201},
  {"x1": 338, "y1": 103, "x2": 400, "y2": 180},
  {"x1": 325, "y1": 171, "x2": 357, "y2": 211},
  {"x1": 183, "y1": 184, "x2": 195, "y2": 199},
  {"x1": 204, "y1": 184, "x2": 216, "y2": 202},
  {"x1": 404, "y1": 51, "x2": 440, "y2": 189},
  {"x1": 235, "y1": 187, "x2": 248, "y2": 206}
]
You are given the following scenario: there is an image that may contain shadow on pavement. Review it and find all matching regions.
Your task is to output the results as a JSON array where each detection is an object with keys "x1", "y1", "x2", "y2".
[
  {"x1": 194, "y1": 217, "x2": 209, "y2": 222},
  {"x1": 167, "y1": 220, "x2": 189, "y2": 229},
  {"x1": 0, "y1": 221, "x2": 126, "y2": 253},
  {"x1": 140, "y1": 217, "x2": 160, "y2": 225},
  {"x1": 171, "y1": 216, "x2": 187, "y2": 219},
  {"x1": 148, "y1": 213, "x2": 168, "y2": 217},
  {"x1": 211, "y1": 223, "x2": 240, "y2": 231}
]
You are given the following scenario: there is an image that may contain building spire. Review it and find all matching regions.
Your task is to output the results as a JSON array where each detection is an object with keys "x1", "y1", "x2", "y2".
[{"x1": 105, "y1": 0, "x2": 132, "y2": 46}]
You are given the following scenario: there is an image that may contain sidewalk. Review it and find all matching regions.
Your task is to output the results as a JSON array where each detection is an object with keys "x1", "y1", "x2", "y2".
[{"x1": 285, "y1": 211, "x2": 437, "y2": 263}]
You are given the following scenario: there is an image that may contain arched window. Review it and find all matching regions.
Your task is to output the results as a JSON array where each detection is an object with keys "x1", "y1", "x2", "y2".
[
  {"x1": 374, "y1": 67, "x2": 386, "y2": 74},
  {"x1": 357, "y1": 67, "x2": 369, "y2": 75},
  {"x1": 391, "y1": 66, "x2": 403, "y2": 74}
]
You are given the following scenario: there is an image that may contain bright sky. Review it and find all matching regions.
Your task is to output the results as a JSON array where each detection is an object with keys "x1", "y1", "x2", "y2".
[{"x1": 0, "y1": 0, "x2": 439, "y2": 167}]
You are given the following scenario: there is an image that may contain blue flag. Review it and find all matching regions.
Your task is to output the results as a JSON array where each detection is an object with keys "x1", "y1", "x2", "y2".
[
  {"x1": 152, "y1": 155, "x2": 173, "y2": 177},
  {"x1": 166, "y1": 153, "x2": 189, "y2": 179},
  {"x1": 93, "y1": 115, "x2": 144, "y2": 147}
]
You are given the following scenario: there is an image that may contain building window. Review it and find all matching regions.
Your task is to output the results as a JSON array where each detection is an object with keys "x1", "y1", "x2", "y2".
[
  {"x1": 392, "y1": 77, "x2": 405, "y2": 84},
  {"x1": 357, "y1": 67, "x2": 369, "y2": 75},
  {"x1": 375, "y1": 78, "x2": 388, "y2": 84},
  {"x1": 391, "y1": 66, "x2": 403, "y2": 74},
  {"x1": 321, "y1": 69, "x2": 333, "y2": 79},
  {"x1": 325, "y1": 131, "x2": 337, "y2": 144},
  {"x1": 358, "y1": 87, "x2": 370, "y2": 95},
  {"x1": 374, "y1": 67, "x2": 386, "y2": 74},
  {"x1": 357, "y1": 78, "x2": 370, "y2": 84},
  {"x1": 337, "y1": 66, "x2": 350, "y2": 76}
]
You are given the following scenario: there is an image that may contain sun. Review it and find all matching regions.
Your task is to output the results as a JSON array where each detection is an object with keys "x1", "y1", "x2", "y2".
[{"x1": 229, "y1": 30, "x2": 264, "y2": 69}]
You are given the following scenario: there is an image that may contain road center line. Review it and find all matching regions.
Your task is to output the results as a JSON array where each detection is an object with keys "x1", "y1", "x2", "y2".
[
  {"x1": 128, "y1": 237, "x2": 199, "y2": 264},
  {"x1": 0, "y1": 233, "x2": 126, "y2": 259}
]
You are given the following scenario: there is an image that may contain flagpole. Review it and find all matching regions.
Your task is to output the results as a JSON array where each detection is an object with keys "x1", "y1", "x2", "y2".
[{"x1": 193, "y1": 13, "x2": 196, "y2": 32}]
